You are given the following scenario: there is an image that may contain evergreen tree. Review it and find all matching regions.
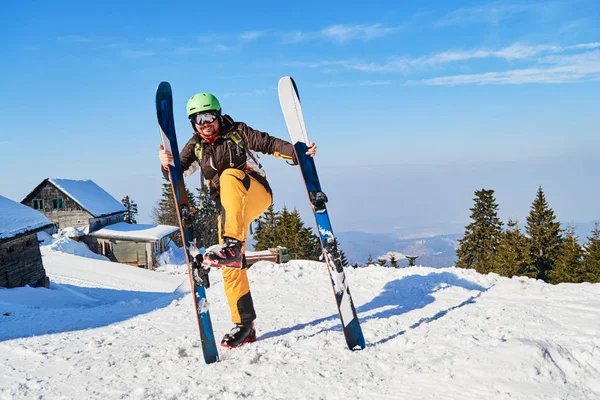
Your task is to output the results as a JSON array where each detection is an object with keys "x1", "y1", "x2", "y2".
[
  {"x1": 279, "y1": 208, "x2": 320, "y2": 260},
  {"x1": 550, "y1": 224, "x2": 584, "y2": 283},
  {"x1": 581, "y1": 222, "x2": 600, "y2": 283},
  {"x1": 389, "y1": 254, "x2": 399, "y2": 268},
  {"x1": 254, "y1": 204, "x2": 280, "y2": 251},
  {"x1": 366, "y1": 253, "x2": 374, "y2": 266},
  {"x1": 456, "y1": 189, "x2": 504, "y2": 274},
  {"x1": 152, "y1": 183, "x2": 181, "y2": 245},
  {"x1": 194, "y1": 186, "x2": 219, "y2": 248},
  {"x1": 339, "y1": 247, "x2": 349, "y2": 267},
  {"x1": 377, "y1": 258, "x2": 387, "y2": 267},
  {"x1": 525, "y1": 187, "x2": 562, "y2": 281},
  {"x1": 492, "y1": 219, "x2": 532, "y2": 278},
  {"x1": 253, "y1": 204, "x2": 320, "y2": 261},
  {"x1": 121, "y1": 195, "x2": 138, "y2": 224}
]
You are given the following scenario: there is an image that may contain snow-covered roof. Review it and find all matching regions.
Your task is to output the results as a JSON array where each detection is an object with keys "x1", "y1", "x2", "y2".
[
  {"x1": 88, "y1": 222, "x2": 178, "y2": 241},
  {"x1": 49, "y1": 178, "x2": 126, "y2": 217},
  {"x1": 246, "y1": 250, "x2": 276, "y2": 257},
  {"x1": 0, "y1": 195, "x2": 54, "y2": 240}
]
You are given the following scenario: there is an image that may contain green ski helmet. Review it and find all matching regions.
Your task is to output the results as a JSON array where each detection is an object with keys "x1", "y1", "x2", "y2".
[{"x1": 186, "y1": 92, "x2": 221, "y2": 118}]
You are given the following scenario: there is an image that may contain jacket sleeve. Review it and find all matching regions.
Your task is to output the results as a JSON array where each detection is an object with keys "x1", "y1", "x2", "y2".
[
  {"x1": 238, "y1": 122, "x2": 298, "y2": 164},
  {"x1": 161, "y1": 135, "x2": 200, "y2": 180}
]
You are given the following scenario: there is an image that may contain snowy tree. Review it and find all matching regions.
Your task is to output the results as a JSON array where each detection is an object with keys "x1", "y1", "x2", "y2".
[
  {"x1": 366, "y1": 253, "x2": 374, "y2": 266},
  {"x1": 456, "y1": 189, "x2": 503, "y2": 274},
  {"x1": 121, "y1": 195, "x2": 138, "y2": 224},
  {"x1": 525, "y1": 187, "x2": 562, "y2": 281},
  {"x1": 389, "y1": 254, "x2": 399, "y2": 268}
]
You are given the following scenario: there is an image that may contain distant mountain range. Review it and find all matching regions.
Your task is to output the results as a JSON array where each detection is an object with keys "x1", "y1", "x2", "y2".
[
  {"x1": 247, "y1": 221, "x2": 597, "y2": 268},
  {"x1": 337, "y1": 231, "x2": 461, "y2": 268},
  {"x1": 336, "y1": 221, "x2": 598, "y2": 268}
]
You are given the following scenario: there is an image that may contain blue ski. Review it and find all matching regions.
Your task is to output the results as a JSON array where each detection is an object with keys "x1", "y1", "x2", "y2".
[
  {"x1": 278, "y1": 76, "x2": 366, "y2": 351},
  {"x1": 156, "y1": 81, "x2": 219, "y2": 363}
]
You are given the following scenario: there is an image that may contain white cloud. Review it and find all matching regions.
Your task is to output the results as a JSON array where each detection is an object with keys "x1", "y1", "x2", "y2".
[
  {"x1": 305, "y1": 42, "x2": 600, "y2": 74},
  {"x1": 56, "y1": 35, "x2": 114, "y2": 43},
  {"x1": 281, "y1": 23, "x2": 397, "y2": 44},
  {"x1": 408, "y1": 50, "x2": 600, "y2": 86},
  {"x1": 175, "y1": 46, "x2": 202, "y2": 54},
  {"x1": 214, "y1": 44, "x2": 231, "y2": 52},
  {"x1": 220, "y1": 89, "x2": 267, "y2": 97},
  {"x1": 436, "y1": 3, "x2": 548, "y2": 27},
  {"x1": 282, "y1": 31, "x2": 311, "y2": 44},
  {"x1": 240, "y1": 31, "x2": 267, "y2": 41},
  {"x1": 121, "y1": 50, "x2": 154, "y2": 58},
  {"x1": 312, "y1": 80, "x2": 393, "y2": 88},
  {"x1": 320, "y1": 24, "x2": 397, "y2": 43}
]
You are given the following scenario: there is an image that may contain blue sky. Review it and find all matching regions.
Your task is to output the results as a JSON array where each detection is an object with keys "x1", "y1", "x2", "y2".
[{"x1": 1, "y1": 0, "x2": 599, "y2": 237}]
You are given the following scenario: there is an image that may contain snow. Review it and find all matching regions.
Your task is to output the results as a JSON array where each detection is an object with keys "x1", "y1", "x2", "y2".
[
  {"x1": 89, "y1": 221, "x2": 179, "y2": 241},
  {"x1": 49, "y1": 178, "x2": 126, "y2": 217},
  {"x1": 378, "y1": 251, "x2": 407, "y2": 261},
  {"x1": 0, "y1": 195, "x2": 53, "y2": 240},
  {"x1": 1, "y1": 237, "x2": 600, "y2": 399}
]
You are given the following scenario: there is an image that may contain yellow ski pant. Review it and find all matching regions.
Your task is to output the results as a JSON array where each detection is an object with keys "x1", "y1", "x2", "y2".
[{"x1": 217, "y1": 168, "x2": 272, "y2": 324}]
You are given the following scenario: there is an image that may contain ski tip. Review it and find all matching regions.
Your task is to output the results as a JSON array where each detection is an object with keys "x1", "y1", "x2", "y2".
[{"x1": 157, "y1": 81, "x2": 171, "y2": 92}]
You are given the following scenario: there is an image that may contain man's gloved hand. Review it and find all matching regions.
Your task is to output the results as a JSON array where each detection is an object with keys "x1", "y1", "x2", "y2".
[{"x1": 192, "y1": 254, "x2": 211, "y2": 288}]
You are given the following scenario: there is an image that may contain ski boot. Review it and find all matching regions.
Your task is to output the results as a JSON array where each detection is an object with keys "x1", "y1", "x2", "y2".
[
  {"x1": 202, "y1": 237, "x2": 244, "y2": 268},
  {"x1": 221, "y1": 322, "x2": 256, "y2": 348}
]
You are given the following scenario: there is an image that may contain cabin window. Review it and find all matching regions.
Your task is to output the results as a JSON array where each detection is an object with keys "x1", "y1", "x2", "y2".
[
  {"x1": 33, "y1": 199, "x2": 44, "y2": 210},
  {"x1": 52, "y1": 198, "x2": 64, "y2": 209}
]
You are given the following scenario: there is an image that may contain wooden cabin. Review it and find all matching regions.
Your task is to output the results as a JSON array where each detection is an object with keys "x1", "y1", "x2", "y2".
[
  {"x1": 22, "y1": 178, "x2": 179, "y2": 269},
  {"x1": 21, "y1": 178, "x2": 126, "y2": 232},
  {"x1": 0, "y1": 195, "x2": 54, "y2": 288}
]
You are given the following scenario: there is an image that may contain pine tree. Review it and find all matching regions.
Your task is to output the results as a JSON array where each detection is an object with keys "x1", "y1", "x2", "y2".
[
  {"x1": 366, "y1": 253, "x2": 374, "y2": 266},
  {"x1": 194, "y1": 186, "x2": 219, "y2": 249},
  {"x1": 151, "y1": 183, "x2": 181, "y2": 245},
  {"x1": 340, "y1": 248, "x2": 349, "y2": 267},
  {"x1": 377, "y1": 258, "x2": 387, "y2": 267},
  {"x1": 581, "y1": 222, "x2": 600, "y2": 283},
  {"x1": 456, "y1": 189, "x2": 504, "y2": 274},
  {"x1": 279, "y1": 208, "x2": 320, "y2": 260},
  {"x1": 389, "y1": 254, "x2": 399, "y2": 268},
  {"x1": 254, "y1": 204, "x2": 280, "y2": 251},
  {"x1": 492, "y1": 219, "x2": 532, "y2": 278},
  {"x1": 121, "y1": 195, "x2": 138, "y2": 224},
  {"x1": 525, "y1": 187, "x2": 562, "y2": 281},
  {"x1": 550, "y1": 224, "x2": 583, "y2": 283}
]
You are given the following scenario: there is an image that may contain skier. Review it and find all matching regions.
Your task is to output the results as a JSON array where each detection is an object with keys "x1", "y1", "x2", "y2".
[{"x1": 158, "y1": 92, "x2": 316, "y2": 348}]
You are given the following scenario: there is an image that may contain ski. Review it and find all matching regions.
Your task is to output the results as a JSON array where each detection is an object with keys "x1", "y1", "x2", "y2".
[
  {"x1": 277, "y1": 76, "x2": 366, "y2": 351},
  {"x1": 156, "y1": 81, "x2": 219, "y2": 364}
]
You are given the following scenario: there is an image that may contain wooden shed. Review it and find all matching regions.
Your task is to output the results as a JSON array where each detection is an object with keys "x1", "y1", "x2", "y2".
[
  {"x1": 87, "y1": 222, "x2": 178, "y2": 268},
  {"x1": 0, "y1": 195, "x2": 55, "y2": 288}
]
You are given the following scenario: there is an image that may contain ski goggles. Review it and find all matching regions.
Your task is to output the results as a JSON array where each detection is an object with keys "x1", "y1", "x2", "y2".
[{"x1": 191, "y1": 111, "x2": 220, "y2": 125}]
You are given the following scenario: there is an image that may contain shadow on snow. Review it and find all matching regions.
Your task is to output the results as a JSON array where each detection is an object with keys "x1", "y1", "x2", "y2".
[
  {"x1": 259, "y1": 271, "x2": 490, "y2": 345},
  {"x1": 0, "y1": 284, "x2": 184, "y2": 342}
]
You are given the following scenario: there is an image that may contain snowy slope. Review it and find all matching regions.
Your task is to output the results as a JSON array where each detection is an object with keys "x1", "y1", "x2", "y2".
[{"x1": 1, "y1": 237, "x2": 599, "y2": 399}]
